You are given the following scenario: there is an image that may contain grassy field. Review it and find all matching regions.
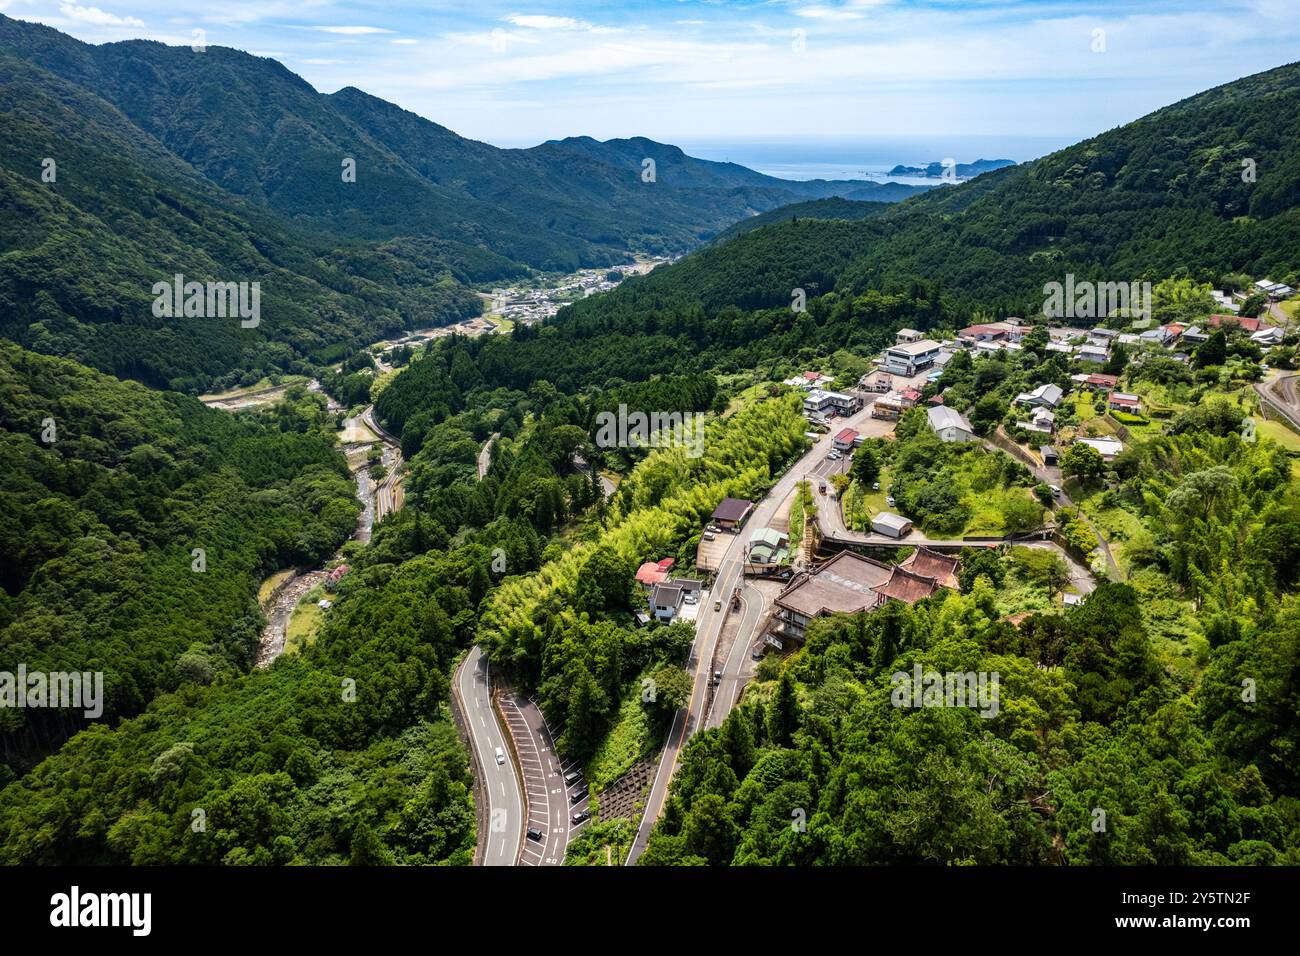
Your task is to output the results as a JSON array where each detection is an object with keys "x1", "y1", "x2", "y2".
[
  {"x1": 257, "y1": 569, "x2": 296, "y2": 608},
  {"x1": 1257, "y1": 418, "x2": 1300, "y2": 451},
  {"x1": 198, "y1": 374, "x2": 308, "y2": 402},
  {"x1": 585, "y1": 685, "x2": 654, "y2": 792},
  {"x1": 285, "y1": 591, "x2": 334, "y2": 654}
]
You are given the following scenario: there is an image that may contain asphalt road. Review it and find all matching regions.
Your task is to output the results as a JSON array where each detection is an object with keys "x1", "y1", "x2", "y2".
[
  {"x1": 499, "y1": 694, "x2": 590, "y2": 865},
  {"x1": 456, "y1": 646, "x2": 524, "y2": 866},
  {"x1": 625, "y1": 387, "x2": 900, "y2": 864}
]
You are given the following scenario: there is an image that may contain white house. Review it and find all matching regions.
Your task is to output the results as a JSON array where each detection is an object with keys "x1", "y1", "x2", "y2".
[
  {"x1": 927, "y1": 405, "x2": 977, "y2": 442},
  {"x1": 1076, "y1": 437, "x2": 1124, "y2": 462}
]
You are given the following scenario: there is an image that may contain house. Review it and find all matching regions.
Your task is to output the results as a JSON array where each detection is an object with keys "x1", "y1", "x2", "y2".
[
  {"x1": 1085, "y1": 373, "x2": 1119, "y2": 392},
  {"x1": 747, "y1": 527, "x2": 790, "y2": 566},
  {"x1": 871, "y1": 391, "x2": 912, "y2": 420},
  {"x1": 895, "y1": 328, "x2": 924, "y2": 344},
  {"x1": 770, "y1": 551, "x2": 893, "y2": 644},
  {"x1": 1139, "y1": 326, "x2": 1172, "y2": 346},
  {"x1": 899, "y1": 387, "x2": 922, "y2": 405},
  {"x1": 1088, "y1": 327, "x2": 1120, "y2": 342},
  {"x1": 1254, "y1": 279, "x2": 1294, "y2": 300},
  {"x1": 833, "y1": 427, "x2": 861, "y2": 452},
  {"x1": 1045, "y1": 342, "x2": 1075, "y2": 355},
  {"x1": 326, "y1": 564, "x2": 350, "y2": 587},
  {"x1": 712, "y1": 497, "x2": 754, "y2": 530},
  {"x1": 1063, "y1": 592, "x2": 1086, "y2": 607},
  {"x1": 1251, "y1": 326, "x2": 1285, "y2": 347},
  {"x1": 803, "y1": 388, "x2": 862, "y2": 417},
  {"x1": 958, "y1": 321, "x2": 1024, "y2": 346},
  {"x1": 1018, "y1": 407, "x2": 1055, "y2": 435},
  {"x1": 1049, "y1": 327, "x2": 1089, "y2": 343},
  {"x1": 649, "y1": 581, "x2": 684, "y2": 621},
  {"x1": 898, "y1": 547, "x2": 961, "y2": 590},
  {"x1": 927, "y1": 394, "x2": 946, "y2": 406},
  {"x1": 784, "y1": 371, "x2": 834, "y2": 390},
  {"x1": 872, "y1": 512, "x2": 914, "y2": 538},
  {"x1": 975, "y1": 340, "x2": 1021, "y2": 356},
  {"x1": 635, "y1": 562, "x2": 668, "y2": 589},
  {"x1": 926, "y1": 404, "x2": 977, "y2": 442},
  {"x1": 862, "y1": 371, "x2": 893, "y2": 393},
  {"x1": 882, "y1": 339, "x2": 944, "y2": 376},
  {"x1": 1076, "y1": 344, "x2": 1109, "y2": 364},
  {"x1": 1076, "y1": 437, "x2": 1124, "y2": 462},
  {"x1": 1210, "y1": 290, "x2": 1240, "y2": 313},
  {"x1": 1180, "y1": 326, "x2": 1208, "y2": 344},
  {"x1": 768, "y1": 549, "x2": 958, "y2": 645},
  {"x1": 1108, "y1": 392, "x2": 1142, "y2": 414},
  {"x1": 1040, "y1": 445, "x2": 1059, "y2": 466},
  {"x1": 1207, "y1": 313, "x2": 1266, "y2": 333},
  {"x1": 1014, "y1": 383, "x2": 1064, "y2": 409},
  {"x1": 648, "y1": 578, "x2": 702, "y2": 622}
]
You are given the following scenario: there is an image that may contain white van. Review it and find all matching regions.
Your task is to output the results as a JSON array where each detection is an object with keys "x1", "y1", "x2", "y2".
[{"x1": 494, "y1": 747, "x2": 505, "y2": 766}]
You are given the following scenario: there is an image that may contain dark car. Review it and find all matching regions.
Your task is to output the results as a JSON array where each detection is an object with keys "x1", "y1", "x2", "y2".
[
  {"x1": 564, "y1": 770, "x2": 583, "y2": 787},
  {"x1": 571, "y1": 809, "x2": 591, "y2": 825},
  {"x1": 570, "y1": 786, "x2": 588, "y2": 804},
  {"x1": 526, "y1": 826, "x2": 543, "y2": 842}
]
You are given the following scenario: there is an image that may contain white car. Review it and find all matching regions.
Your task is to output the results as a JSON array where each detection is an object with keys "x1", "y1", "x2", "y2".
[{"x1": 494, "y1": 747, "x2": 505, "y2": 766}]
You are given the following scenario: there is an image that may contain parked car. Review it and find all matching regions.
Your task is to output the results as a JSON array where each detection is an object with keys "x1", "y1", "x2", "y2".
[
  {"x1": 751, "y1": 649, "x2": 765, "y2": 661},
  {"x1": 570, "y1": 786, "x2": 589, "y2": 804},
  {"x1": 684, "y1": 592, "x2": 698, "y2": 605},
  {"x1": 494, "y1": 747, "x2": 505, "y2": 766},
  {"x1": 1050, "y1": 484, "x2": 1062, "y2": 498},
  {"x1": 702, "y1": 531, "x2": 715, "y2": 541},
  {"x1": 571, "y1": 809, "x2": 591, "y2": 825},
  {"x1": 706, "y1": 524, "x2": 722, "y2": 533},
  {"x1": 872, "y1": 482, "x2": 880, "y2": 491},
  {"x1": 564, "y1": 770, "x2": 582, "y2": 786},
  {"x1": 886, "y1": 495, "x2": 896, "y2": 507},
  {"x1": 828, "y1": 451, "x2": 841, "y2": 460},
  {"x1": 526, "y1": 826, "x2": 543, "y2": 842}
]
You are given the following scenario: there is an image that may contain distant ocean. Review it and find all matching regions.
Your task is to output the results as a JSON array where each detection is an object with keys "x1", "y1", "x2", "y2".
[{"x1": 671, "y1": 135, "x2": 1072, "y2": 184}]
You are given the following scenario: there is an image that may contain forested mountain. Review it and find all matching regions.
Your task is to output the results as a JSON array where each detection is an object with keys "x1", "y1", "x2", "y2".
[
  {"x1": 559, "y1": 59, "x2": 1300, "y2": 328},
  {"x1": 0, "y1": 343, "x2": 359, "y2": 776},
  {"x1": 0, "y1": 15, "x2": 926, "y2": 392},
  {"x1": 710, "y1": 198, "x2": 890, "y2": 245}
]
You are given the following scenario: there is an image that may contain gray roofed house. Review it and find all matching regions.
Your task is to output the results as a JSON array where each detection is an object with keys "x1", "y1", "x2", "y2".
[{"x1": 926, "y1": 404, "x2": 977, "y2": 442}]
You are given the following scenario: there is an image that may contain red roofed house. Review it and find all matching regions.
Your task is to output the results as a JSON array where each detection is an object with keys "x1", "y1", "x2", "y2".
[
  {"x1": 1085, "y1": 373, "x2": 1119, "y2": 392},
  {"x1": 326, "y1": 564, "x2": 350, "y2": 587},
  {"x1": 900, "y1": 387, "x2": 922, "y2": 404},
  {"x1": 873, "y1": 566, "x2": 942, "y2": 605},
  {"x1": 927, "y1": 394, "x2": 945, "y2": 406},
  {"x1": 635, "y1": 562, "x2": 668, "y2": 589},
  {"x1": 1208, "y1": 314, "x2": 1266, "y2": 333},
  {"x1": 1108, "y1": 392, "x2": 1142, "y2": 414},
  {"x1": 655, "y1": 557, "x2": 675, "y2": 571},
  {"x1": 833, "y1": 427, "x2": 860, "y2": 452}
]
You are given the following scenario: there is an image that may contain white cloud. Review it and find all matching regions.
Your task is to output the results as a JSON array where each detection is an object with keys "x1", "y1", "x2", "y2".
[
  {"x1": 391, "y1": 38, "x2": 418, "y2": 44},
  {"x1": 505, "y1": 15, "x2": 585, "y2": 30},
  {"x1": 59, "y1": 3, "x2": 144, "y2": 26},
  {"x1": 308, "y1": 25, "x2": 393, "y2": 35}
]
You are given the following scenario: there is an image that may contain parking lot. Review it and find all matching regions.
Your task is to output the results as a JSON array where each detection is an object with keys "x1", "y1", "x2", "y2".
[{"x1": 499, "y1": 692, "x2": 590, "y2": 866}]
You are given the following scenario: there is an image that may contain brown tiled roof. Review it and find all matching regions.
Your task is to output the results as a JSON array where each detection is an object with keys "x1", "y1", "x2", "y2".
[
  {"x1": 774, "y1": 551, "x2": 892, "y2": 618},
  {"x1": 898, "y1": 547, "x2": 960, "y2": 590},
  {"x1": 872, "y1": 566, "x2": 940, "y2": 605},
  {"x1": 712, "y1": 497, "x2": 753, "y2": 522}
]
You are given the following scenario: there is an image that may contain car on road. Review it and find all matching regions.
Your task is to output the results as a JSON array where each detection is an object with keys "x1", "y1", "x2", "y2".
[
  {"x1": 886, "y1": 495, "x2": 896, "y2": 507},
  {"x1": 494, "y1": 747, "x2": 505, "y2": 766},
  {"x1": 1049, "y1": 484, "x2": 1062, "y2": 498},
  {"x1": 564, "y1": 770, "x2": 582, "y2": 786},
  {"x1": 526, "y1": 826, "x2": 543, "y2": 842},
  {"x1": 710, "y1": 670, "x2": 722, "y2": 686},
  {"x1": 571, "y1": 809, "x2": 591, "y2": 825},
  {"x1": 714, "y1": 598, "x2": 722, "y2": 611},
  {"x1": 570, "y1": 786, "x2": 589, "y2": 804},
  {"x1": 872, "y1": 482, "x2": 880, "y2": 491}
]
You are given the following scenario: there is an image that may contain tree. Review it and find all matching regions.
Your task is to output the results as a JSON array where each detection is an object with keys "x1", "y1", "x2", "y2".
[
  {"x1": 1061, "y1": 442, "x2": 1105, "y2": 482},
  {"x1": 850, "y1": 445, "x2": 879, "y2": 487},
  {"x1": 1002, "y1": 495, "x2": 1045, "y2": 534},
  {"x1": 1195, "y1": 329, "x2": 1228, "y2": 368},
  {"x1": 768, "y1": 672, "x2": 800, "y2": 747}
]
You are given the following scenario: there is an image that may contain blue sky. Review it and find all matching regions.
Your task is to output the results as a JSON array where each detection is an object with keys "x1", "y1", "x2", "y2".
[{"x1": 6, "y1": 0, "x2": 1299, "y2": 148}]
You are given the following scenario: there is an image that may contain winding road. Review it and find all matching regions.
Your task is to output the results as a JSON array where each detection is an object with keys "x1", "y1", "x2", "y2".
[{"x1": 455, "y1": 646, "x2": 524, "y2": 866}]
